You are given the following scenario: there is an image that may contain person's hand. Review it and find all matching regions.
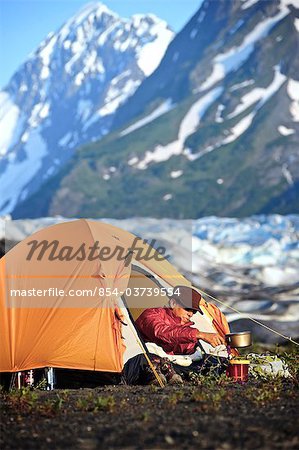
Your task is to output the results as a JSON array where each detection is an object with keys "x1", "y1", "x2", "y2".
[{"x1": 196, "y1": 331, "x2": 225, "y2": 347}]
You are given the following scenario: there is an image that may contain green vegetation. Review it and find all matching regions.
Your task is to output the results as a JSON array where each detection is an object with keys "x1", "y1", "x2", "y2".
[
  {"x1": 167, "y1": 390, "x2": 184, "y2": 407},
  {"x1": 75, "y1": 393, "x2": 116, "y2": 412},
  {"x1": 24, "y1": 83, "x2": 295, "y2": 219},
  {"x1": 0, "y1": 345, "x2": 298, "y2": 425},
  {"x1": 2, "y1": 387, "x2": 38, "y2": 413}
]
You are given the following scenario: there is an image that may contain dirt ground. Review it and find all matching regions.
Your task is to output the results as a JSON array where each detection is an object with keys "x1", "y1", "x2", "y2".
[{"x1": 1, "y1": 379, "x2": 299, "y2": 450}]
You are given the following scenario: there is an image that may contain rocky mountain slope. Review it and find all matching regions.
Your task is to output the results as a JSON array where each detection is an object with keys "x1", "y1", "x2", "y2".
[
  {"x1": 11, "y1": 0, "x2": 299, "y2": 219},
  {"x1": 0, "y1": 2, "x2": 173, "y2": 216}
]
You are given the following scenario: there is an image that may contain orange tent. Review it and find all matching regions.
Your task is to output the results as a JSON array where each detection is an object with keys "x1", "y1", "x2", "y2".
[{"x1": 0, "y1": 219, "x2": 232, "y2": 374}]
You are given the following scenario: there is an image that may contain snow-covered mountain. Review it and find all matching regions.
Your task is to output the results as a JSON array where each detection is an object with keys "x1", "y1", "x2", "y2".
[
  {"x1": 19, "y1": 0, "x2": 299, "y2": 220},
  {"x1": 0, "y1": 2, "x2": 173, "y2": 215}
]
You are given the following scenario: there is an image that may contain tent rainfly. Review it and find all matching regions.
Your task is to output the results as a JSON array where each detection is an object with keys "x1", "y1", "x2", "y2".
[{"x1": 0, "y1": 219, "x2": 232, "y2": 375}]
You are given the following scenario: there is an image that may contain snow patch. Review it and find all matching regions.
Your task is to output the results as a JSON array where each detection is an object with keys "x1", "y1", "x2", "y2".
[
  {"x1": 39, "y1": 103, "x2": 50, "y2": 119},
  {"x1": 74, "y1": 72, "x2": 85, "y2": 86},
  {"x1": 229, "y1": 80, "x2": 255, "y2": 92},
  {"x1": 83, "y1": 50, "x2": 104, "y2": 74},
  {"x1": 258, "y1": 66, "x2": 287, "y2": 107},
  {"x1": 278, "y1": 125, "x2": 295, "y2": 136},
  {"x1": 98, "y1": 22, "x2": 118, "y2": 46},
  {"x1": 40, "y1": 65, "x2": 50, "y2": 80},
  {"x1": 132, "y1": 14, "x2": 150, "y2": 36},
  {"x1": 280, "y1": 0, "x2": 299, "y2": 9},
  {"x1": 99, "y1": 79, "x2": 140, "y2": 117},
  {"x1": 229, "y1": 19, "x2": 245, "y2": 35},
  {"x1": 180, "y1": 88, "x2": 223, "y2": 137},
  {"x1": 199, "y1": 64, "x2": 224, "y2": 92},
  {"x1": 197, "y1": 11, "x2": 206, "y2": 23},
  {"x1": 28, "y1": 103, "x2": 49, "y2": 127},
  {"x1": 77, "y1": 99, "x2": 93, "y2": 121},
  {"x1": 64, "y1": 53, "x2": 81, "y2": 74},
  {"x1": 120, "y1": 99, "x2": 174, "y2": 137},
  {"x1": 0, "y1": 92, "x2": 21, "y2": 156},
  {"x1": 39, "y1": 35, "x2": 57, "y2": 67},
  {"x1": 45, "y1": 166, "x2": 55, "y2": 178},
  {"x1": 228, "y1": 88, "x2": 265, "y2": 118},
  {"x1": 111, "y1": 70, "x2": 131, "y2": 86},
  {"x1": 223, "y1": 112, "x2": 255, "y2": 144},
  {"x1": 63, "y1": 40, "x2": 71, "y2": 49},
  {"x1": 200, "y1": 6, "x2": 289, "y2": 91},
  {"x1": 228, "y1": 66, "x2": 286, "y2": 120},
  {"x1": 241, "y1": 0, "x2": 259, "y2": 9},
  {"x1": 135, "y1": 87, "x2": 223, "y2": 169},
  {"x1": 72, "y1": 2, "x2": 116, "y2": 27},
  {"x1": 0, "y1": 130, "x2": 48, "y2": 215},
  {"x1": 173, "y1": 52, "x2": 179, "y2": 62},
  {"x1": 287, "y1": 79, "x2": 299, "y2": 122},
  {"x1": 128, "y1": 156, "x2": 139, "y2": 166},
  {"x1": 190, "y1": 28, "x2": 198, "y2": 39},
  {"x1": 58, "y1": 132, "x2": 72, "y2": 147},
  {"x1": 137, "y1": 21, "x2": 173, "y2": 76},
  {"x1": 215, "y1": 104, "x2": 225, "y2": 123},
  {"x1": 73, "y1": 3, "x2": 100, "y2": 26},
  {"x1": 19, "y1": 83, "x2": 28, "y2": 93},
  {"x1": 82, "y1": 74, "x2": 140, "y2": 129},
  {"x1": 21, "y1": 131, "x2": 29, "y2": 143},
  {"x1": 190, "y1": 67, "x2": 286, "y2": 160},
  {"x1": 282, "y1": 163, "x2": 294, "y2": 185},
  {"x1": 170, "y1": 170, "x2": 183, "y2": 179}
]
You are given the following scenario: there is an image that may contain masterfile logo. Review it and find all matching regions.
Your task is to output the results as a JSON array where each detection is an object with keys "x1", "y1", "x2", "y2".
[{"x1": 25, "y1": 237, "x2": 169, "y2": 266}]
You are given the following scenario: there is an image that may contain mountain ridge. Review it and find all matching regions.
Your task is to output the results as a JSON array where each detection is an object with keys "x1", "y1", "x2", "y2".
[
  {"x1": 0, "y1": 1, "x2": 174, "y2": 215},
  {"x1": 8, "y1": 0, "x2": 299, "y2": 219}
]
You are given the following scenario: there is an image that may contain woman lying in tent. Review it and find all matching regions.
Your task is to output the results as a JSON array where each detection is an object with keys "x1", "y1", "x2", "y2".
[{"x1": 123, "y1": 286, "x2": 236, "y2": 385}]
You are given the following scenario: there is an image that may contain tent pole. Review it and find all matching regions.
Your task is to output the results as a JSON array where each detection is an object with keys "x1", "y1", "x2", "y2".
[
  {"x1": 17, "y1": 372, "x2": 21, "y2": 389},
  {"x1": 9, "y1": 373, "x2": 16, "y2": 390},
  {"x1": 126, "y1": 320, "x2": 166, "y2": 388}
]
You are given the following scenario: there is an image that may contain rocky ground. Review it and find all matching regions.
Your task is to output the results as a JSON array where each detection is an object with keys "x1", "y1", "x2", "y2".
[
  {"x1": 1, "y1": 230, "x2": 298, "y2": 450},
  {"x1": 1, "y1": 367, "x2": 299, "y2": 450}
]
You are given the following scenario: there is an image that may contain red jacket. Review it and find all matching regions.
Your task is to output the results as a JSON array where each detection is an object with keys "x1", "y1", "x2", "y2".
[{"x1": 135, "y1": 308, "x2": 198, "y2": 355}]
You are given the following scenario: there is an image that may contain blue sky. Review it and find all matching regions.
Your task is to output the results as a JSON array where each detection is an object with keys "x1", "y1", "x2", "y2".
[{"x1": 0, "y1": 0, "x2": 201, "y2": 89}]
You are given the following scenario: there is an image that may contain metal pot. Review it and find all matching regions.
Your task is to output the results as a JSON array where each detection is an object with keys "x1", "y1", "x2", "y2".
[{"x1": 225, "y1": 331, "x2": 252, "y2": 348}]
